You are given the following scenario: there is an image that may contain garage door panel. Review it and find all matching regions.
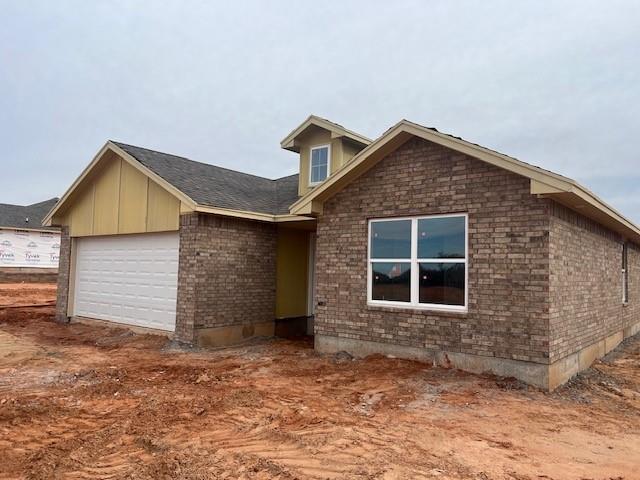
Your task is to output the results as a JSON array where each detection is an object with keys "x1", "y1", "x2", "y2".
[{"x1": 74, "y1": 232, "x2": 178, "y2": 331}]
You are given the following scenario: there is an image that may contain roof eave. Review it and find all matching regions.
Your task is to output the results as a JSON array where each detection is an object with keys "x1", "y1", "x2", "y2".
[
  {"x1": 532, "y1": 180, "x2": 640, "y2": 242},
  {"x1": 193, "y1": 204, "x2": 315, "y2": 223},
  {"x1": 42, "y1": 141, "x2": 112, "y2": 227},
  {"x1": 1, "y1": 225, "x2": 60, "y2": 233},
  {"x1": 280, "y1": 115, "x2": 372, "y2": 152},
  {"x1": 290, "y1": 120, "x2": 640, "y2": 244},
  {"x1": 42, "y1": 141, "x2": 199, "y2": 227}
]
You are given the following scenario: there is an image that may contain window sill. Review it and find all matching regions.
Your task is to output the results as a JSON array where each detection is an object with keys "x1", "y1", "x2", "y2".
[{"x1": 366, "y1": 301, "x2": 468, "y2": 315}]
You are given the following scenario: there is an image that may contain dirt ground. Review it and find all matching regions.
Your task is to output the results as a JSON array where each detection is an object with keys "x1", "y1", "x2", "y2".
[
  {"x1": 0, "y1": 284, "x2": 639, "y2": 480},
  {"x1": 0, "y1": 284, "x2": 56, "y2": 307}
]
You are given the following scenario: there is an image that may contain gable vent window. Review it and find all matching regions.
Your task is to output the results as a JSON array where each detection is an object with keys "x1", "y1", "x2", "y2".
[
  {"x1": 622, "y1": 243, "x2": 629, "y2": 304},
  {"x1": 310, "y1": 145, "x2": 330, "y2": 185}
]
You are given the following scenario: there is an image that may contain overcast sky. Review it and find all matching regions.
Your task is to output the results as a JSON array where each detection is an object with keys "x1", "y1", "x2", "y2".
[{"x1": 1, "y1": 1, "x2": 639, "y2": 222}]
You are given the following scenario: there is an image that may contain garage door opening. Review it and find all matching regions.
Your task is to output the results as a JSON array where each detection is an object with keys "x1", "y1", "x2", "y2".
[{"x1": 72, "y1": 232, "x2": 179, "y2": 332}]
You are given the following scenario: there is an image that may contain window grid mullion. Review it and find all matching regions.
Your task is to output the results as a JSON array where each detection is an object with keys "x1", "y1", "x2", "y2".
[
  {"x1": 411, "y1": 218, "x2": 418, "y2": 305},
  {"x1": 417, "y1": 258, "x2": 467, "y2": 263},
  {"x1": 369, "y1": 258, "x2": 412, "y2": 263}
]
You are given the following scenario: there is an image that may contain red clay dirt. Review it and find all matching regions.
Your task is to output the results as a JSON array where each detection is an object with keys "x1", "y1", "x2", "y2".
[
  {"x1": 0, "y1": 284, "x2": 639, "y2": 479},
  {"x1": 0, "y1": 284, "x2": 56, "y2": 307}
]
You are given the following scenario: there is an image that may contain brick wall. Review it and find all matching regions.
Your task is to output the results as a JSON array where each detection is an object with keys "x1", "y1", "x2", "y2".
[
  {"x1": 549, "y1": 203, "x2": 640, "y2": 362},
  {"x1": 55, "y1": 226, "x2": 71, "y2": 323},
  {"x1": 627, "y1": 244, "x2": 640, "y2": 328},
  {"x1": 0, "y1": 267, "x2": 58, "y2": 283},
  {"x1": 315, "y1": 137, "x2": 552, "y2": 364},
  {"x1": 175, "y1": 213, "x2": 277, "y2": 343}
]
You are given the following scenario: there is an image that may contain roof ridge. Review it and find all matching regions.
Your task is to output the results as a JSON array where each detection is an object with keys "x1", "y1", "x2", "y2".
[
  {"x1": 0, "y1": 203, "x2": 27, "y2": 209},
  {"x1": 112, "y1": 140, "x2": 293, "y2": 182},
  {"x1": 308, "y1": 114, "x2": 373, "y2": 143},
  {"x1": 398, "y1": 120, "x2": 576, "y2": 183},
  {"x1": 274, "y1": 173, "x2": 299, "y2": 182},
  {"x1": 0, "y1": 198, "x2": 61, "y2": 230},
  {"x1": 111, "y1": 140, "x2": 301, "y2": 214},
  {"x1": 26, "y1": 197, "x2": 59, "y2": 207},
  {"x1": 280, "y1": 115, "x2": 372, "y2": 150},
  {"x1": 0, "y1": 198, "x2": 58, "y2": 209}
]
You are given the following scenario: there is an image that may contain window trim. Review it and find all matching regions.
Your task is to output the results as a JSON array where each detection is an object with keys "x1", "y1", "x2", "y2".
[
  {"x1": 622, "y1": 242, "x2": 629, "y2": 304},
  {"x1": 367, "y1": 213, "x2": 469, "y2": 313},
  {"x1": 309, "y1": 144, "x2": 331, "y2": 186}
]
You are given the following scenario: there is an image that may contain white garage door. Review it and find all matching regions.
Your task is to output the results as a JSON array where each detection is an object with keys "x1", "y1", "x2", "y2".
[{"x1": 73, "y1": 232, "x2": 179, "y2": 331}]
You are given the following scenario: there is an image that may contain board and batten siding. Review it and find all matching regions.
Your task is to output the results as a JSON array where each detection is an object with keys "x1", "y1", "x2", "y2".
[
  {"x1": 55, "y1": 150, "x2": 182, "y2": 237},
  {"x1": 297, "y1": 128, "x2": 364, "y2": 197}
]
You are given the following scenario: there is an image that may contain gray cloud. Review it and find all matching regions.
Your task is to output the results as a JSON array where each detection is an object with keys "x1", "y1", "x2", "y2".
[{"x1": 1, "y1": 0, "x2": 638, "y2": 222}]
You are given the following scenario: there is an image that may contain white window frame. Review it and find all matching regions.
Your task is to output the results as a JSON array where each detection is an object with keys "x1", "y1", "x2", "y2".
[
  {"x1": 622, "y1": 242, "x2": 629, "y2": 304},
  {"x1": 367, "y1": 213, "x2": 468, "y2": 313},
  {"x1": 309, "y1": 144, "x2": 331, "y2": 186}
]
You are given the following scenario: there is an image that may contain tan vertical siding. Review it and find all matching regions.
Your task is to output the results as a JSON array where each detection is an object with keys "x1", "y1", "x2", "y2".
[
  {"x1": 330, "y1": 137, "x2": 344, "y2": 171},
  {"x1": 147, "y1": 181, "x2": 180, "y2": 232},
  {"x1": 296, "y1": 128, "x2": 367, "y2": 197},
  {"x1": 342, "y1": 140, "x2": 363, "y2": 165},
  {"x1": 275, "y1": 227, "x2": 310, "y2": 318},
  {"x1": 60, "y1": 153, "x2": 180, "y2": 237},
  {"x1": 69, "y1": 184, "x2": 95, "y2": 237},
  {"x1": 118, "y1": 160, "x2": 149, "y2": 233},
  {"x1": 298, "y1": 129, "x2": 332, "y2": 196},
  {"x1": 92, "y1": 155, "x2": 121, "y2": 235}
]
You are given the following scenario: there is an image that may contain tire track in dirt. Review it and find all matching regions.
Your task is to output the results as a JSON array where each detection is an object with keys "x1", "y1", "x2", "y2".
[{"x1": 3, "y1": 399, "x2": 138, "y2": 478}]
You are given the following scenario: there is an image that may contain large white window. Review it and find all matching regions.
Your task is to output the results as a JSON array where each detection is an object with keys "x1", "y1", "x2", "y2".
[
  {"x1": 309, "y1": 145, "x2": 330, "y2": 185},
  {"x1": 367, "y1": 214, "x2": 468, "y2": 312}
]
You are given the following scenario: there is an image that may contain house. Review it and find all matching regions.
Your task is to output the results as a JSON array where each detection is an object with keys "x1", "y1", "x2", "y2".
[
  {"x1": 0, "y1": 198, "x2": 60, "y2": 283},
  {"x1": 43, "y1": 115, "x2": 639, "y2": 390}
]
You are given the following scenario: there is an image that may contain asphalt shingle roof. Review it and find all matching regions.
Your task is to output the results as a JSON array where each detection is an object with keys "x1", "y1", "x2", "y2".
[
  {"x1": 113, "y1": 142, "x2": 299, "y2": 215},
  {"x1": 0, "y1": 198, "x2": 59, "y2": 230}
]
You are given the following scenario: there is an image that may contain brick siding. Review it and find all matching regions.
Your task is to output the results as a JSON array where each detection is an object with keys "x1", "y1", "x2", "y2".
[
  {"x1": 55, "y1": 226, "x2": 71, "y2": 323},
  {"x1": 315, "y1": 137, "x2": 552, "y2": 364},
  {"x1": 549, "y1": 203, "x2": 640, "y2": 362},
  {"x1": 175, "y1": 213, "x2": 277, "y2": 343}
]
